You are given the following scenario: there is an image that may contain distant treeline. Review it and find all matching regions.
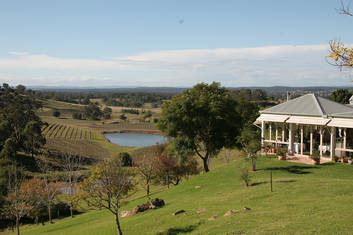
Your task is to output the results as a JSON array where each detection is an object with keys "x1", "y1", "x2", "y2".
[{"x1": 33, "y1": 91, "x2": 174, "y2": 108}]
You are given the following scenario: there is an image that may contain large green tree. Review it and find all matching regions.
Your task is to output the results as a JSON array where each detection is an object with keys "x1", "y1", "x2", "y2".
[
  {"x1": 0, "y1": 84, "x2": 45, "y2": 160},
  {"x1": 158, "y1": 82, "x2": 242, "y2": 172},
  {"x1": 330, "y1": 89, "x2": 352, "y2": 104}
]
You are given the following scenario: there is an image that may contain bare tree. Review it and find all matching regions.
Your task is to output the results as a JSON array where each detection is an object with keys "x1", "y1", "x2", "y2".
[
  {"x1": 327, "y1": 1, "x2": 353, "y2": 68},
  {"x1": 37, "y1": 156, "x2": 61, "y2": 223},
  {"x1": 79, "y1": 159, "x2": 135, "y2": 235},
  {"x1": 61, "y1": 153, "x2": 82, "y2": 218},
  {"x1": 2, "y1": 165, "x2": 43, "y2": 235},
  {"x1": 135, "y1": 152, "x2": 158, "y2": 196},
  {"x1": 338, "y1": 0, "x2": 353, "y2": 16}
]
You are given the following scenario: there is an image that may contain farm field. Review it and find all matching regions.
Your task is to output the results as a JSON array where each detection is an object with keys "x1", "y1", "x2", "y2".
[
  {"x1": 42, "y1": 122, "x2": 131, "y2": 158},
  {"x1": 36, "y1": 99, "x2": 162, "y2": 157},
  {"x1": 8, "y1": 156, "x2": 353, "y2": 235}
]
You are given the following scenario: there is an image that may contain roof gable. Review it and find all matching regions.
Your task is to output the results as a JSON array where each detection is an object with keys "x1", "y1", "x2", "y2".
[{"x1": 261, "y1": 94, "x2": 353, "y2": 118}]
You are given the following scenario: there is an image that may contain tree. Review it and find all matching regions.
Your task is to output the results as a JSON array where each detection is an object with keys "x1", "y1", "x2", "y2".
[
  {"x1": 327, "y1": 1, "x2": 353, "y2": 68},
  {"x1": 37, "y1": 156, "x2": 61, "y2": 223},
  {"x1": 72, "y1": 113, "x2": 83, "y2": 120},
  {"x1": 84, "y1": 103, "x2": 103, "y2": 120},
  {"x1": 61, "y1": 153, "x2": 82, "y2": 218},
  {"x1": 330, "y1": 89, "x2": 352, "y2": 104},
  {"x1": 0, "y1": 84, "x2": 45, "y2": 160},
  {"x1": 237, "y1": 126, "x2": 261, "y2": 171},
  {"x1": 79, "y1": 159, "x2": 135, "y2": 235},
  {"x1": 119, "y1": 114, "x2": 127, "y2": 121},
  {"x1": 153, "y1": 144, "x2": 199, "y2": 188},
  {"x1": 52, "y1": 110, "x2": 61, "y2": 118},
  {"x1": 2, "y1": 166, "x2": 43, "y2": 235},
  {"x1": 158, "y1": 82, "x2": 242, "y2": 172},
  {"x1": 103, "y1": 107, "x2": 113, "y2": 119},
  {"x1": 118, "y1": 152, "x2": 132, "y2": 167},
  {"x1": 134, "y1": 148, "x2": 158, "y2": 196},
  {"x1": 22, "y1": 121, "x2": 46, "y2": 157}
]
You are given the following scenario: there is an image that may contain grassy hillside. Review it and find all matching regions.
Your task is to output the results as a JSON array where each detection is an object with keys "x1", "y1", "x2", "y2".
[{"x1": 7, "y1": 156, "x2": 353, "y2": 235}]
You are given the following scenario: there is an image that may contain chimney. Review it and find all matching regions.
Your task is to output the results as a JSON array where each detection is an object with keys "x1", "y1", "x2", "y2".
[{"x1": 287, "y1": 91, "x2": 291, "y2": 102}]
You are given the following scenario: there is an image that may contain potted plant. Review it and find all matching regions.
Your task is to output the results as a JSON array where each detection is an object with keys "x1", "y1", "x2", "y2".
[
  {"x1": 348, "y1": 157, "x2": 353, "y2": 165},
  {"x1": 340, "y1": 156, "x2": 348, "y2": 163},
  {"x1": 332, "y1": 155, "x2": 339, "y2": 162},
  {"x1": 277, "y1": 147, "x2": 287, "y2": 160},
  {"x1": 310, "y1": 150, "x2": 320, "y2": 165}
]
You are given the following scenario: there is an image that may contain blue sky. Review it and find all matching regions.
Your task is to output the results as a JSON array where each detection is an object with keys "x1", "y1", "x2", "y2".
[{"x1": 0, "y1": 0, "x2": 353, "y2": 87}]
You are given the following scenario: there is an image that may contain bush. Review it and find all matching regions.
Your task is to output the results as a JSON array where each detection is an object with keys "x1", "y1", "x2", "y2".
[
  {"x1": 72, "y1": 113, "x2": 83, "y2": 120},
  {"x1": 310, "y1": 150, "x2": 320, "y2": 161},
  {"x1": 53, "y1": 110, "x2": 60, "y2": 117},
  {"x1": 241, "y1": 167, "x2": 251, "y2": 187},
  {"x1": 277, "y1": 147, "x2": 287, "y2": 156},
  {"x1": 119, "y1": 152, "x2": 133, "y2": 167}
]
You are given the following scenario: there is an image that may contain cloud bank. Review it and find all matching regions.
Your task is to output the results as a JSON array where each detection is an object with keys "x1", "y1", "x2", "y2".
[{"x1": 0, "y1": 45, "x2": 351, "y2": 87}]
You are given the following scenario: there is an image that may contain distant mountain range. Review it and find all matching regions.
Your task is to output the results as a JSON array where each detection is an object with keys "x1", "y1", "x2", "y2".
[{"x1": 29, "y1": 86, "x2": 353, "y2": 97}]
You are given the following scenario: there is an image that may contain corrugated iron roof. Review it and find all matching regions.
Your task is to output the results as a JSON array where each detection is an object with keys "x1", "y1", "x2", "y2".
[{"x1": 261, "y1": 94, "x2": 353, "y2": 118}]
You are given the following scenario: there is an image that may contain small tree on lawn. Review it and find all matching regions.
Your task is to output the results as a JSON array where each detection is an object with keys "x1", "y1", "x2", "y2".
[
  {"x1": 37, "y1": 156, "x2": 61, "y2": 223},
  {"x1": 2, "y1": 166, "x2": 43, "y2": 235},
  {"x1": 79, "y1": 159, "x2": 135, "y2": 235},
  {"x1": 61, "y1": 153, "x2": 82, "y2": 218},
  {"x1": 240, "y1": 167, "x2": 251, "y2": 187},
  {"x1": 237, "y1": 126, "x2": 261, "y2": 171},
  {"x1": 135, "y1": 150, "x2": 158, "y2": 196}
]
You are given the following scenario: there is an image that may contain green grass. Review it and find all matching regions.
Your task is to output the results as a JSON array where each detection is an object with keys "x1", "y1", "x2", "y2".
[{"x1": 7, "y1": 156, "x2": 353, "y2": 234}]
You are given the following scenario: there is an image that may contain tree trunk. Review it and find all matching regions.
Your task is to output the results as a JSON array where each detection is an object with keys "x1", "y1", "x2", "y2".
[
  {"x1": 202, "y1": 157, "x2": 210, "y2": 173},
  {"x1": 16, "y1": 217, "x2": 20, "y2": 235},
  {"x1": 48, "y1": 201, "x2": 52, "y2": 223},
  {"x1": 251, "y1": 157, "x2": 256, "y2": 171},
  {"x1": 147, "y1": 184, "x2": 150, "y2": 196},
  {"x1": 115, "y1": 213, "x2": 123, "y2": 235},
  {"x1": 108, "y1": 195, "x2": 111, "y2": 209},
  {"x1": 70, "y1": 205, "x2": 73, "y2": 218}
]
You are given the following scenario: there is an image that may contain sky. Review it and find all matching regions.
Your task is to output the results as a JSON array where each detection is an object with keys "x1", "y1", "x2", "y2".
[{"x1": 0, "y1": 0, "x2": 353, "y2": 87}]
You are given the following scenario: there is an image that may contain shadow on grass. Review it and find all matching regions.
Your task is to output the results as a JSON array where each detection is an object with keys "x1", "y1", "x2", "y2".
[
  {"x1": 265, "y1": 165, "x2": 317, "y2": 174},
  {"x1": 276, "y1": 179, "x2": 296, "y2": 183},
  {"x1": 321, "y1": 162, "x2": 335, "y2": 166},
  {"x1": 156, "y1": 222, "x2": 202, "y2": 235},
  {"x1": 251, "y1": 181, "x2": 267, "y2": 186}
]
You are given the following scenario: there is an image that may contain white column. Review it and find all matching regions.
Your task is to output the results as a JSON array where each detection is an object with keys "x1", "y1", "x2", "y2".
[
  {"x1": 330, "y1": 126, "x2": 336, "y2": 159},
  {"x1": 288, "y1": 123, "x2": 294, "y2": 154},
  {"x1": 282, "y1": 123, "x2": 285, "y2": 142},
  {"x1": 310, "y1": 127, "x2": 313, "y2": 155},
  {"x1": 319, "y1": 127, "x2": 323, "y2": 157},
  {"x1": 261, "y1": 121, "x2": 265, "y2": 149},
  {"x1": 300, "y1": 125, "x2": 304, "y2": 155},
  {"x1": 343, "y1": 128, "x2": 347, "y2": 150},
  {"x1": 275, "y1": 123, "x2": 278, "y2": 147},
  {"x1": 269, "y1": 123, "x2": 272, "y2": 141}
]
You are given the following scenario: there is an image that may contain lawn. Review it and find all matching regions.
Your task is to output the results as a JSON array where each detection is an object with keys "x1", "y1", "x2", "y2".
[{"x1": 6, "y1": 156, "x2": 353, "y2": 234}]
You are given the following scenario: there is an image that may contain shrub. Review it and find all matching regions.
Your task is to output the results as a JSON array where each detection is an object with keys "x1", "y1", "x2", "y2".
[
  {"x1": 72, "y1": 113, "x2": 83, "y2": 120},
  {"x1": 241, "y1": 167, "x2": 251, "y2": 187},
  {"x1": 119, "y1": 152, "x2": 133, "y2": 167},
  {"x1": 310, "y1": 150, "x2": 320, "y2": 161},
  {"x1": 53, "y1": 110, "x2": 60, "y2": 118},
  {"x1": 277, "y1": 147, "x2": 287, "y2": 157}
]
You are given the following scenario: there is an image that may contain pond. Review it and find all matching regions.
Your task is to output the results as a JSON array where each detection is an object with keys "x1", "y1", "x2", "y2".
[{"x1": 104, "y1": 132, "x2": 167, "y2": 147}]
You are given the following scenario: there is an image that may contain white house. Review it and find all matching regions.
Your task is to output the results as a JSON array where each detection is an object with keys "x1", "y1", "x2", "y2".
[{"x1": 254, "y1": 94, "x2": 353, "y2": 160}]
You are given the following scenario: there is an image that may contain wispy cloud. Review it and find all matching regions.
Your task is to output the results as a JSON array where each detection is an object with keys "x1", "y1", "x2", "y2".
[
  {"x1": 0, "y1": 45, "x2": 352, "y2": 86},
  {"x1": 8, "y1": 51, "x2": 28, "y2": 56}
]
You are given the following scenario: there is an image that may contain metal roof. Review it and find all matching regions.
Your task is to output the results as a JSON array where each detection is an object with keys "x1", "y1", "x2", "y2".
[{"x1": 261, "y1": 94, "x2": 353, "y2": 118}]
